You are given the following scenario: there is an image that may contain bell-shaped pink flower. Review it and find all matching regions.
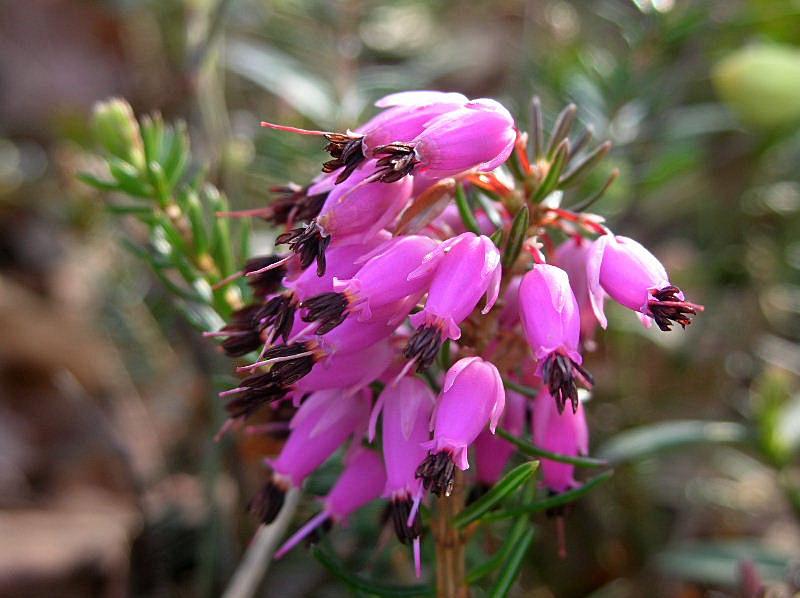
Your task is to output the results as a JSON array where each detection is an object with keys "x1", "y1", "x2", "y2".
[
  {"x1": 417, "y1": 357, "x2": 505, "y2": 496},
  {"x1": 249, "y1": 389, "x2": 369, "y2": 524},
  {"x1": 532, "y1": 389, "x2": 589, "y2": 493},
  {"x1": 554, "y1": 236, "x2": 603, "y2": 344},
  {"x1": 357, "y1": 92, "x2": 469, "y2": 157},
  {"x1": 375, "y1": 378, "x2": 435, "y2": 548},
  {"x1": 474, "y1": 390, "x2": 527, "y2": 487},
  {"x1": 294, "y1": 337, "x2": 395, "y2": 395},
  {"x1": 373, "y1": 99, "x2": 516, "y2": 182},
  {"x1": 262, "y1": 92, "x2": 466, "y2": 184},
  {"x1": 274, "y1": 447, "x2": 386, "y2": 559},
  {"x1": 276, "y1": 161, "x2": 413, "y2": 276},
  {"x1": 301, "y1": 235, "x2": 439, "y2": 333},
  {"x1": 284, "y1": 232, "x2": 391, "y2": 300},
  {"x1": 587, "y1": 234, "x2": 701, "y2": 331},
  {"x1": 518, "y1": 264, "x2": 593, "y2": 414},
  {"x1": 405, "y1": 233, "x2": 501, "y2": 371}
]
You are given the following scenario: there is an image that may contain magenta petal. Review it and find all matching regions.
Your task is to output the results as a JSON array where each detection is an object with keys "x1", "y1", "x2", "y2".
[
  {"x1": 598, "y1": 235, "x2": 670, "y2": 314},
  {"x1": 411, "y1": 99, "x2": 516, "y2": 178},
  {"x1": 518, "y1": 264, "x2": 581, "y2": 361},
  {"x1": 318, "y1": 161, "x2": 413, "y2": 241},
  {"x1": 413, "y1": 233, "x2": 502, "y2": 333},
  {"x1": 295, "y1": 339, "x2": 394, "y2": 394},
  {"x1": 381, "y1": 377, "x2": 435, "y2": 496},
  {"x1": 428, "y1": 357, "x2": 506, "y2": 470},
  {"x1": 532, "y1": 389, "x2": 588, "y2": 493},
  {"x1": 272, "y1": 389, "x2": 369, "y2": 487},
  {"x1": 325, "y1": 447, "x2": 386, "y2": 520},
  {"x1": 374, "y1": 90, "x2": 468, "y2": 108}
]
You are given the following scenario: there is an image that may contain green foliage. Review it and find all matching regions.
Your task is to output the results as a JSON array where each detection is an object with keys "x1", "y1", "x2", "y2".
[
  {"x1": 454, "y1": 462, "x2": 539, "y2": 529},
  {"x1": 596, "y1": 420, "x2": 752, "y2": 465},
  {"x1": 82, "y1": 98, "x2": 250, "y2": 326}
]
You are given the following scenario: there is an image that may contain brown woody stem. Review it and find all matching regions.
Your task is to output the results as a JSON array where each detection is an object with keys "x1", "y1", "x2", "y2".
[{"x1": 434, "y1": 470, "x2": 468, "y2": 597}]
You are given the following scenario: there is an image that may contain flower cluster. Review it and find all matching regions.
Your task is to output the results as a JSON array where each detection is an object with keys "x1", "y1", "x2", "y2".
[{"x1": 209, "y1": 91, "x2": 702, "y2": 573}]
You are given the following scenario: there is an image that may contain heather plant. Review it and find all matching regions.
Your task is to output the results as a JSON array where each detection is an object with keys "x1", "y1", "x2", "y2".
[{"x1": 83, "y1": 92, "x2": 712, "y2": 596}]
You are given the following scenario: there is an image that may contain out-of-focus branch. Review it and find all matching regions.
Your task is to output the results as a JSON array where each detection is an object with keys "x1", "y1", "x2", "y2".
[{"x1": 221, "y1": 488, "x2": 300, "y2": 598}]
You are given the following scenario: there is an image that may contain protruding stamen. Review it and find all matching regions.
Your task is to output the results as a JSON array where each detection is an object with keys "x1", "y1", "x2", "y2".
[
  {"x1": 211, "y1": 269, "x2": 245, "y2": 290},
  {"x1": 556, "y1": 515, "x2": 568, "y2": 560},
  {"x1": 246, "y1": 254, "x2": 293, "y2": 277},
  {"x1": 372, "y1": 142, "x2": 418, "y2": 183},
  {"x1": 274, "y1": 511, "x2": 331, "y2": 560},
  {"x1": 259, "y1": 292, "x2": 299, "y2": 344},
  {"x1": 301, "y1": 292, "x2": 350, "y2": 334},
  {"x1": 542, "y1": 352, "x2": 593, "y2": 414},
  {"x1": 276, "y1": 221, "x2": 331, "y2": 276},
  {"x1": 404, "y1": 325, "x2": 443, "y2": 372},
  {"x1": 389, "y1": 496, "x2": 422, "y2": 545},
  {"x1": 649, "y1": 286, "x2": 704, "y2": 331},
  {"x1": 238, "y1": 350, "x2": 316, "y2": 372},
  {"x1": 416, "y1": 451, "x2": 456, "y2": 497},
  {"x1": 321, "y1": 133, "x2": 366, "y2": 183}
]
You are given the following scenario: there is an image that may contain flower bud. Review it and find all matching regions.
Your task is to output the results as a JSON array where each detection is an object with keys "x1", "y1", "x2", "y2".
[
  {"x1": 587, "y1": 234, "x2": 700, "y2": 331},
  {"x1": 713, "y1": 44, "x2": 800, "y2": 128},
  {"x1": 90, "y1": 98, "x2": 144, "y2": 168},
  {"x1": 417, "y1": 357, "x2": 505, "y2": 496},
  {"x1": 532, "y1": 389, "x2": 588, "y2": 493},
  {"x1": 519, "y1": 264, "x2": 592, "y2": 413},
  {"x1": 373, "y1": 99, "x2": 516, "y2": 182},
  {"x1": 405, "y1": 233, "x2": 501, "y2": 370}
]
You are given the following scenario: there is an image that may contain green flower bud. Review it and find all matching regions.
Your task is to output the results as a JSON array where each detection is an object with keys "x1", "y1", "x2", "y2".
[
  {"x1": 90, "y1": 98, "x2": 144, "y2": 167},
  {"x1": 713, "y1": 44, "x2": 800, "y2": 129}
]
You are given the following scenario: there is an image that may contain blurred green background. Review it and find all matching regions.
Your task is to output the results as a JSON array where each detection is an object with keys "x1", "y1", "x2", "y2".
[{"x1": 1, "y1": 0, "x2": 800, "y2": 596}]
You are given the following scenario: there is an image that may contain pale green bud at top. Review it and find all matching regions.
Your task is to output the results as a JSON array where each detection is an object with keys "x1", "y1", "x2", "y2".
[
  {"x1": 91, "y1": 98, "x2": 145, "y2": 168},
  {"x1": 713, "y1": 43, "x2": 800, "y2": 129}
]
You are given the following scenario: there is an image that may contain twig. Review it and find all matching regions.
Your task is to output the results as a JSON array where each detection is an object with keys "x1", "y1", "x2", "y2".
[{"x1": 221, "y1": 488, "x2": 300, "y2": 598}]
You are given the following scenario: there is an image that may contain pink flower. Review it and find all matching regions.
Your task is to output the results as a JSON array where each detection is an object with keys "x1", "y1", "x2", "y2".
[
  {"x1": 405, "y1": 233, "x2": 501, "y2": 371},
  {"x1": 283, "y1": 232, "x2": 391, "y2": 300},
  {"x1": 262, "y1": 91, "x2": 467, "y2": 183},
  {"x1": 417, "y1": 357, "x2": 505, "y2": 496},
  {"x1": 377, "y1": 377, "x2": 434, "y2": 546},
  {"x1": 474, "y1": 390, "x2": 527, "y2": 486},
  {"x1": 276, "y1": 161, "x2": 413, "y2": 275},
  {"x1": 518, "y1": 264, "x2": 593, "y2": 413},
  {"x1": 274, "y1": 447, "x2": 386, "y2": 559},
  {"x1": 357, "y1": 92, "x2": 469, "y2": 157},
  {"x1": 553, "y1": 236, "x2": 603, "y2": 343},
  {"x1": 532, "y1": 389, "x2": 588, "y2": 493},
  {"x1": 301, "y1": 235, "x2": 439, "y2": 333},
  {"x1": 249, "y1": 389, "x2": 369, "y2": 524},
  {"x1": 587, "y1": 234, "x2": 701, "y2": 331},
  {"x1": 373, "y1": 99, "x2": 516, "y2": 182},
  {"x1": 294, "y1": 338, "x2": 395, "y2": 395}
]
